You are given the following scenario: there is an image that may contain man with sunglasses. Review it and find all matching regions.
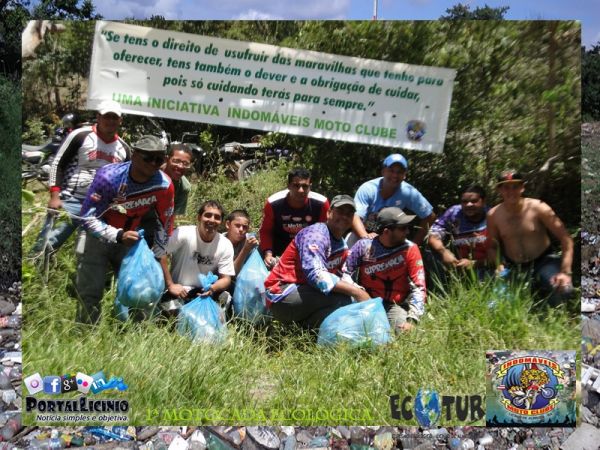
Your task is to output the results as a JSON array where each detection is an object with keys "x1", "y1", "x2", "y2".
[
  {"x1": 140, "y1": 143, "x2": 193, "y2": 247},
  {"x1": 30, "y1": 100, "x2": 131, "y2": 255},
  {"x1": 163, "y1": 144, "x2": 193, "y2": 216},
  {"x1": 344, "y1": 207, "x2": 426, "y2": 333},
  {"x1": 486, "y1": 170, "x2": 574, "y2": 306},
  {"x1": 76, "y1": 135, "x2": 174, "y2": 324},
  {"x1": 259, "y1": 167, "x2": 330, "y2": 269}
]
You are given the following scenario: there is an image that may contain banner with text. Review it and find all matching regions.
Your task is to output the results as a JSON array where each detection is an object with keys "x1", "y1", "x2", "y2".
[{"x1": 88, "y1": 21, "x2": 456, "y2": 152}]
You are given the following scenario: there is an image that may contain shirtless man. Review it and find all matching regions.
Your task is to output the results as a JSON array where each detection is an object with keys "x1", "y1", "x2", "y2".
[{"x1": 486, "y1": 170, "x2": 574, "y2": 304}]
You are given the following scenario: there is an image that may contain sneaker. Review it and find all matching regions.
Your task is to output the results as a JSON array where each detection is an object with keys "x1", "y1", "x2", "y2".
[{"x1": 582, "y1": 298, "x2": 599, "y2": 313}]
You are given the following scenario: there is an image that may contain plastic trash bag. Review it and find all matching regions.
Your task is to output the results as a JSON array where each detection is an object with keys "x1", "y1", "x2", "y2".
[
  {"x1": 177, "y1": 296, "x2": 227, "y2": 343},
  {"x1": 198, "y1": 271, "x2": 218, "y2": 295},
  {"x1": 317, "y1": 297, "x2": 391, "y2": 346},
  {"x1": 116, "y1": 230, "x2": 165, "y2": 308},
  {"x1": 232, "y1": 248, "x2": 270, "y2": 322}
]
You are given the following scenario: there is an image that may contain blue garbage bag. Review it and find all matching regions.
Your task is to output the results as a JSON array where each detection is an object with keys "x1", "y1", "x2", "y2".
[
  {"x1": 177, "y1": 296, "x2": 227, "y2": 343},
  {"x1": 198, "y1": 271, "x2": 218, "y2": 296},
  {"x1": 116, "y1": 230, "x2": 165, "y2": 308},
  {"x1": 232, "y1": 248, "x2": 269, "y2": 322},
  {"x1": 317, "y1": 297, "x2": 391, "y2": 346}
]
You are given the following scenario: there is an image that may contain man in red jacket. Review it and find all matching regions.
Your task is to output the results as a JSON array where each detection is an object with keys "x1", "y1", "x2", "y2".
[{"x1": 259, "y1": 167, "x2": 329, "y2": 269}]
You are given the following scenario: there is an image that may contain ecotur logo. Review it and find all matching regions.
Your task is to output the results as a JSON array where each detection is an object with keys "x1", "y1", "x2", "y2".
[
  {"x1": 390, "y1": 388, "x2": 484, "y2": 427},
  {"x1": 24, "y1": 371, "x2": 128, "y2": 396}
]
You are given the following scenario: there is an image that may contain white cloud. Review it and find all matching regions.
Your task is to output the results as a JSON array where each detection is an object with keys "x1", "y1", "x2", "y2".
[
  {"x1": 235, "y1": 9, "x2": 280, "y2": 20},
  {"x1": 185, "y1": 0, "x2": 350, "y2": 19},
  {"x1": 93, "y1": 0, "x2": 350, "y2": 20},
  {"x1": 96, "y1": 0, "x2": 183, "y2": 19}
]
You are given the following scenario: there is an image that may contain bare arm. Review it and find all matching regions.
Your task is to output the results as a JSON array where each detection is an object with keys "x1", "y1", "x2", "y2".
[
  {"x1": 160, "y1": 254, "x2": 187, "y2": 299},
  {"x1": 486, "y1": 208, "x2": 502, "y2": 269},
  {"x1": 331, "y1": 279, "x2": 370, "y2": 301},
  {"x1": 412, "y1": 212, "x2": 436, "y2": 246},
  {"x1": 428, "y1": 233, "x2": 458, "y2": 266},
  {"x1": 233, "y1": 236, "x2": 258, "y2": 274},
  {"x1": 200, "y1": 274, "x2": 232, "y2": 297},
  {"x1": 351, "y1": 214, "x2": 377, "y2": 240},
  {"x1": 538, "y1": 202, "x2": 574, "y2": 287}
]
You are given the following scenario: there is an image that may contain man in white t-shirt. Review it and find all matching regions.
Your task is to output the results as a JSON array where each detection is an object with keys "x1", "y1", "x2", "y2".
[{"x1": 161, "y1": 200, "x2": 235, "y2": 300}]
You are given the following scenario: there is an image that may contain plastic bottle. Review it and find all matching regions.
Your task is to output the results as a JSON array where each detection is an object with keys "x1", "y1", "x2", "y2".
[
  {"x1": 0, "y1": 415, "x2": 21, "y2": 441},
  {"x1": 489, "y1": 268, "x2": 511, "y2": 308},
  {"x1": 0, "y1": 317, "x2": 20, "y2": 328}
]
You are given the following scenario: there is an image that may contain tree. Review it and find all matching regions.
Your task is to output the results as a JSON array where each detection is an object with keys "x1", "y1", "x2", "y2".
[
  {"x1": 0, "y1": 0, "x2": 31, "y2": 79},
  {"x1": 440, "y1": 3, "x2": 510, "y2": 20},
  {"x1": 31, "y1": 0, "x2": 101, "y2": 19},
  {"x1": 583, "y1": 44, "x2": 600, "y2": 121}
]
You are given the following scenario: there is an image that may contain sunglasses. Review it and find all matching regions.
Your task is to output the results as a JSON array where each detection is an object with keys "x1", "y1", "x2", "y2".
[
  {"x1": 169, "y1": 158, "x2": 191, "y2": 168},
  {"x1": 291, "y1": 183, "x2": 311, "y2": 190},
  {"x1": 137, "y1": 151, "x2": 166, "y2": 165}
]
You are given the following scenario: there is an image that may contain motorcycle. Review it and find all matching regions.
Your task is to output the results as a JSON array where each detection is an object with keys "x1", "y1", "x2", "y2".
[
  {"x1": 179, "y1": 133, "x2": 298, "y2": 180},
  {"x1": 22, "y1": 113, "x2": 78, "y2": 190}
]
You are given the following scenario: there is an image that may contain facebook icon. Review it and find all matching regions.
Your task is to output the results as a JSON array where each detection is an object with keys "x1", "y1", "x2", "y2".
[{"x1": 43, "y1": 376, "x2": 62, "y2": 395}]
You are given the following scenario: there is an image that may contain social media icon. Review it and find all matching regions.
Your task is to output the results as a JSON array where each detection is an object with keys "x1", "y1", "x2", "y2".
[
  {"x1": 76, "y1": 372, "x2": 94, "y2": 394},
  {"x1": 61, "y1": 374, "x2": 77, "y2": 393},
  {"x1": 24, "y1": 373, "x2": 43, "y2": 395},
  {"x1": 43, "y1": 376, "x2": 62, "y2": 395},
  {"x1": 91, "y1": 371, "x2": 107, "y2": 394}
]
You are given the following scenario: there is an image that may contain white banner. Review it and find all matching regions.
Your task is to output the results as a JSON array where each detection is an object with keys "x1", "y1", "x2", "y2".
[{"x1": 88, "y1": 21, "x2": 456, "y2": 152}]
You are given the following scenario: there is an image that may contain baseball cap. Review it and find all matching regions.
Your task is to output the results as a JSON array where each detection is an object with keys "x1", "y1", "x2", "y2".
[
  {"x1": 376, "y1": 207, "x2": 415, "y2": 230},
  {"x1": 382, "y1": 153, "x2": 408, "y2": 169},
  {"x1": 330, "y1": 194, "x2": 356, "y2": 211},
  {"x1": 97, "y1": 100, "x2": 122, "y2": 117},
  {"x1": 496, "y1": 170, "x2": 525, "y2": 185},
  {"x1": 132, "y1": 135, "x2": 166, "y2": 152}
]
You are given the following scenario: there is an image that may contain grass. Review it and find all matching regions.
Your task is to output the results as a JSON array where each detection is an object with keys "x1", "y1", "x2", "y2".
[{"x1": 21, "y1": 165, "x2": 580, "y2": 426}]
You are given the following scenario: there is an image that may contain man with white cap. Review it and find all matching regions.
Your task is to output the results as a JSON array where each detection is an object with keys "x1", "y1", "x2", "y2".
[
  {"x1": 264, "y1": 194, "x2": 370, "y2": 329},
  {"x1": 345, "y1": 207, "x2": 426, "y2": 332},
  {"x1": 76, "y1": 135, "x2": 174, "y2": 324},
  {"x1": 350, "y1": 153, "x2": 435, "y2": 247},
  {"x1": 30, "y1": 100, "x2": 130, "y2": 254}
]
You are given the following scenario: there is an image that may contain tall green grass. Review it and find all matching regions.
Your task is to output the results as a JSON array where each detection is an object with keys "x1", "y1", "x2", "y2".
[{"x1": 22, "y1": 166, "x2": 579, "y2": 426}]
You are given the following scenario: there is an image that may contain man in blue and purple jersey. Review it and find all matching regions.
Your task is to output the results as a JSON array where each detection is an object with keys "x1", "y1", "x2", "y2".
[
  {"x1": 76, "y1": 135, "x2": 174, "y2": 324},
  {"x1": 264, "y1": 195, "x2": 370, "y2": 329},
  {"x1": 428, "y1": 184, "x2": 489, "y2": 272}
]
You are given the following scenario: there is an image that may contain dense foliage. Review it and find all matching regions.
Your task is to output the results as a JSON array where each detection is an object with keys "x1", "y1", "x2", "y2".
[
  {"x1": 22, "y1": 20, "x2": 581, "y2": 227},
  {"x1": 583, "y1": 44, "x2": 600, "y2": 121},
  {"x1": 0, "y1": 75, "x2": 21, "y2": 290}
]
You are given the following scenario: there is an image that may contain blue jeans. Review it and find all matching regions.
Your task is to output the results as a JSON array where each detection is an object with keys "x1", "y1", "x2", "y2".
[
  {"x1": 76, "y1": 234, "x2": 128, "y2": 324},
  {"x1": 31, "y1": 194, "x2": 82, "y2": 253},
  {"x1": 506, "y1": 253, "x2": 571, "y2": 306}
]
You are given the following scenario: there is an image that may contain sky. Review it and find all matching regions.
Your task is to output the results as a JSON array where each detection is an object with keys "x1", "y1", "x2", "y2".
[{"x1": 86, "y1": 0, "x2": 599, "y2": 49}]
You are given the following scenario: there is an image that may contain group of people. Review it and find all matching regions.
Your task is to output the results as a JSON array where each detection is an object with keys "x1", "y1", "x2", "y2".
[{"x1": 32, "y1": 101, "x2": 575, "y2": 332}]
